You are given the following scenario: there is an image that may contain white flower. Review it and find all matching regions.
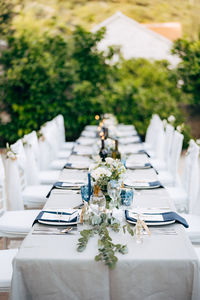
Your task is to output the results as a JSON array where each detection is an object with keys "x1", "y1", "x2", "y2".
[
  {"x1": 105, "y1": 157, "x2": 114, "y2": 165},
  {"x1": 176, "y1": 123, "x2": 184, "y2": 133},
  {"x1": 196, "y1": 139, "x2": 200, "y2": 146},
  {"x1": 91, "y1": 167, "x2": 112, "y2": 181},
  {"x1": 6, "y1": 151, "x2": 17, "y2": 160},
  {"x1": 168, "y1": 115, "x2": 176, "y2": 123}
]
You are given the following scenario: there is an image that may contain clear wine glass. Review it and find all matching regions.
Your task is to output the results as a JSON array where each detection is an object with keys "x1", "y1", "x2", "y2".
[{"x1": 107, "y1": 180, "x2": 121, "y2": 209}]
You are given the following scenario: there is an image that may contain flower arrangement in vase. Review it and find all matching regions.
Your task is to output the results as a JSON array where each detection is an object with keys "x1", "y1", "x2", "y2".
[{"x1": 90, "y1": 157, "x2": 126, "y2": 207}]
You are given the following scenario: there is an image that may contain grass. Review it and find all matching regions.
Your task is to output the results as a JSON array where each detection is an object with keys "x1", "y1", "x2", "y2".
[{"x1": 13, "y1": 0, "x2": 200, "y2": 38}]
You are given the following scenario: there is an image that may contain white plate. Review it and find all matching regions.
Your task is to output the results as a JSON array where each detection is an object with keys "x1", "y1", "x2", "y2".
[
  {"x1": 126, "y1": 219, "x2": 175, "y2": 226},
  {"x1": 126, "y1": 211, "x2": 175, "y2": 226},
  {"x1": 38, "y1": 220, "x2": 78, "y2": 226},
  {"x1": 124, "y1": 183, "x2": 161, "y2": 189}
]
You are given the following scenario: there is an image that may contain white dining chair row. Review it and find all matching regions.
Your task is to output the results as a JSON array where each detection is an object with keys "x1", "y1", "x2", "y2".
[
  {"x1": 143, "y1": 114, "x2": 183, "y2": 187},
  {"x1": 144, "y1": 115, "x2": 200, "y2": 245},
  {"x1": 0, "y1": 115, "x2": 75, "y2": 292},
  {"x1": 0, "y1": 114, "x2": 74, "y2": 242},
  {"x1": 5, "y1": 115, "x2": 74, "y2": 210}
]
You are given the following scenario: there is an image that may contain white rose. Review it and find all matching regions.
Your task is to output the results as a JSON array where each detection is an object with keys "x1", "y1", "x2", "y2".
[
  {"x1": 7, "y1": 151, "x2": 17, "y2": 160},
  {"x1": 105, "y1": 157, "x2": 114, "y2": 165},
  {"x1": 168, "y1": 115, "x2": 176, "y2": 123}
]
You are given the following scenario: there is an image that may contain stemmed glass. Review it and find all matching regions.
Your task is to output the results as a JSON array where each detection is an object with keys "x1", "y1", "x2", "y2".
[{"x1": 107, "y1": 180, "x2": 121, "y2": 210}]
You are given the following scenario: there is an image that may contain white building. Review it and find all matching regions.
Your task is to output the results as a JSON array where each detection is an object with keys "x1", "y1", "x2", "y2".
[{"x1": 92, "y1": 12, "x2": 180, "y2": 66}]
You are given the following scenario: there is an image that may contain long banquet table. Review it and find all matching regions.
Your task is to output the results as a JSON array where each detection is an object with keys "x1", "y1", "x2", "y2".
[{"x1": 10, "y1": 124, "x2": 200, "y2": 300}]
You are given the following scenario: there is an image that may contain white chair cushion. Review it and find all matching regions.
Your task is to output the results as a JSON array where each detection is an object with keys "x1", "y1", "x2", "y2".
[
  {"x1": 0, "y1": 210, "x2": 39, "y2": 237},
  {"x1": 0, "y1": 249, "x2": 18, "y2": 291},
  {"x1": 50, "y1": 159, "x2": 66, "y2": 170},
  {"x1": 57, "y1": 150, "x2": 71, "y2": 160},
  {"x1": 39, "y1": 170, "x2": 60, "y2": 185},
  {"x1": 157, "y1": 171, "x2": 174, "y2": 187},
  {"x1": 181, "y1": 213, "x2": 200, "y2": 244},
  {"x1": 61, "y1": 142, "x2": 74, "y2": 150},
  {"x1": 22, "y1": 185, "x2": 51, "y2": 207},
  {"x1": 149, "y1": 158, "x2": 166, "y2": 171}
]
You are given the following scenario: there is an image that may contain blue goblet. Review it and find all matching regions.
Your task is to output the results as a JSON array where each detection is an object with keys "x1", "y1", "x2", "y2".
[{"x1": 120, "y1": 188, "x2": 134, "y2": 207}]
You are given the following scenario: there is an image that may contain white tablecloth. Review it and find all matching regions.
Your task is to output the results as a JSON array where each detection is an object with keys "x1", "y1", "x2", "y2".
[{"x1": 10, "y1": 126, "x2": 200, "y2": 300}]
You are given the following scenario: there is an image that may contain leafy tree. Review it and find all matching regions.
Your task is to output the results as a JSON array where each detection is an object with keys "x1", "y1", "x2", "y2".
[
  {"x1": 172, "y1": 38, "x2": 200, "y2": 106},
  {"x1": 0, "y1": 26, "x2": 115, "y2": 145},
  {"x1": 106, "y1": 58, "x2": 190, "y2": 141},
  {"x1": 0, "y1": 0, "x2": 15, "y2": 37},
  {"x1": 0, "y1": 30, "x2": 74, "y2": 144},
  {"x1": 0, "y1": 25, "x2": 191, "y2": 147}
]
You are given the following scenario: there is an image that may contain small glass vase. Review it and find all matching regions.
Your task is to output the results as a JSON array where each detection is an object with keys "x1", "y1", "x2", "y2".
[{"x1": 90, "y1": 185, "x2": 106, "y2": 215}]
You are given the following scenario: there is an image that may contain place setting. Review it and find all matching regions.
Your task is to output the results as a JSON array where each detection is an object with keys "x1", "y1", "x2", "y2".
[{"x1": 32, "y1": 114, "x2": 189, "y2": 261}]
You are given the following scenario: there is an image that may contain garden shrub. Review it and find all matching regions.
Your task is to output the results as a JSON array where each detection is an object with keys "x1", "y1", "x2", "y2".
[
  {"x1": 172, "y1": 38, "x2": 200, "y2": 106},
  {"x1": 0, "y1": 25, "x2": 191, "y2": 147}
]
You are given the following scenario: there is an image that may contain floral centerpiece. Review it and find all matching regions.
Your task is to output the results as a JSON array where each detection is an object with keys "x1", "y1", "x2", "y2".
[{"x1": 90, "y1": 157, "x2": 126, "y2": 196}]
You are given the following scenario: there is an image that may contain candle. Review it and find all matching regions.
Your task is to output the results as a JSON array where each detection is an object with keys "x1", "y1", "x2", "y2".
[{"x1": 88, "y1": 172, "x2": 91, "y2": 201}]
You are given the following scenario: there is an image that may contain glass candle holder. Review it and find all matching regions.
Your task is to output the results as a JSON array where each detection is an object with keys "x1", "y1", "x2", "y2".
[
  {"x1": 120, "y1": 187, "x2": 134, "y2": 206},
  {"x1": 81, "y1": 185, "x2": 93, "y2": 202}
]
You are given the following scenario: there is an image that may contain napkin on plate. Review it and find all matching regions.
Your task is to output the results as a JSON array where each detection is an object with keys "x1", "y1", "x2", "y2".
[
  {"x1": 33, "y1": 209, "x2": 79, "y2": 226},
  {"x1": 125, "y1": 210, "x2": 189, "y2": 228},
  {"x1": 46, "y1": 181, "x2": 84, "y2": 198},
  {"x1": 126, "y1": 162, "x2": 152, "y2": 170},
  {"x1": 64, "y1": 162, "x2": 89, "y2": 170},
  {"x1": 124, "y1": 180, "x2": 163, "y2": 189}
]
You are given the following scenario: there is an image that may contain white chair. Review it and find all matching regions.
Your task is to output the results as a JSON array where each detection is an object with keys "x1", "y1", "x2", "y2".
[
  {"x1": 9, "y1": 140, "x2": 51, "y2": 208},
  {"x1": 0, "y1": 248, "x2": 18, "y2": 292},
  {"x1": 23, "y1": 131, "x2": 61, "y2": 183},
  {"x1": 54, "y1": 115, "x2": 75, "y2": 150},
  {"x1": 170, "y1": 141, "x2": 200, "y2": 244},
  {"x1": 157, "y1": 130, "x2": 184, "y2": 187},
  {"x1": 143, "y1": 114, "x2": 163, "y2": 156},
  {"x1": 150, "y1": 123, "x2": 174, "y2": 171},
  {"x1": 0, "y1": 155, "x2": 39, "y2": 237},
  {"x1": 40, "y1": 121, "x2": 71, "y2": 170},
  {"x1": 166, "y1": 140, "x2": 200, "y2": 212}
]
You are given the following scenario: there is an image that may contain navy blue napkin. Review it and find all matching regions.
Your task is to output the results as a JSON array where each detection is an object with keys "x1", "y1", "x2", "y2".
[
  {"x1": 32, "y1": 210, "x2": 78, "y2": 226},
  {"x1": 46, "y1": 181, "x2": 82, "y2": 198},
  {"x1": 127, "y1": 163, "x2": 152, "y2": 170},
  {"x1": 125, "y1": 210, "x2": 189, "y2": 228},
  {"x1": 64, "y1": 163, "x2": 72, "y2": 169},
  {"x1": 46, "y1": 182, "x2": 64, "y2": 198},
  {"x1": 138, "y1": 150, "x2": 151, "y2": 157}
]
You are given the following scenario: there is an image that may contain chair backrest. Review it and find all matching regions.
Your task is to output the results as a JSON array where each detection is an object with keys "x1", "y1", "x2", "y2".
[
  {"x1": 24, "y1": 131, "x2": 40, "y2": 168},
  {"x1": 0, "y1": 156, "x2": 6, "y2": 214},
  {"x1": 145, "y1": 114, "x2": 161, "y2": 147},
  {"x1": 168, "y1": 130, "x2": 184, "y2": 182},
  {"x1": 41, "y1": 122, "x2": 59, "y2": 161},
  {"x1": 54, "y1": 114, "x2": 66, "y2": 145},
  {"x1": 153, "y1": 120, "x2": 165, "y2": 161},
  {"x1": 163, "y1": 124, "x2": 174, "y2": 165},
  {"x1": 182, "y1": 140, "x2": 200, "y2": 214},
  {"x1": 11, "y1": 140, "x2": 27, "y2": 191},
  {"x1": 4, "y1": 152, "x2": 24, "y2": 210}
]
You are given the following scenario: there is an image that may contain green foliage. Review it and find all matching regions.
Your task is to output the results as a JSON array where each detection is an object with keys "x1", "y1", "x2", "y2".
[
  {"x1": 0, "y1": 25, "x2": 192, "y2": 147},
  {"x1": 172, "y1": 38, "x2": 200, "y2": 106},
  {"x1": 0, "y1": 26, "x2": 114, "y2": 145},
  {"x1": 106, "y1": 58, "x2": 190, "y2": 140},
  {"x1": 0, "y1": 0, "x2": 15, "y2": 37},
  {"x1": 0, "y1": 30, "x2": 74, "y2": 144},
  {"x1": 77, "y1": 212, "x2": 131, "y2": 269}
]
